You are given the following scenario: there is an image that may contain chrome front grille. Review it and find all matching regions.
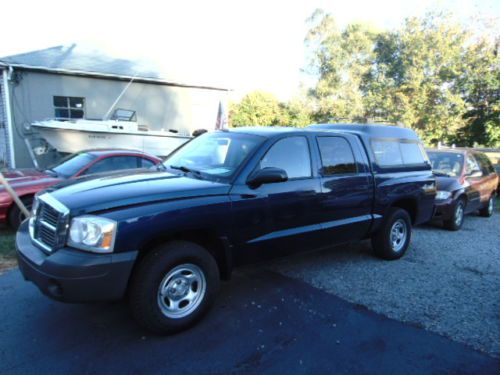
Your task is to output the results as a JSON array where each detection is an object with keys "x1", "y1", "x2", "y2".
[
  {"x1": 39, "y1": 203, "x2": 60, "y2": 227},
  {"x1": 30, "y1": 194, "x2": 70, "y2": 253},
  {"x1": 38, "y1": 223, "x2": 57, "y2": 248}
]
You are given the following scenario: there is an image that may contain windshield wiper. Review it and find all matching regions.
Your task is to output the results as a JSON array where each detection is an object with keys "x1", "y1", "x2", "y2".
[{"x1": 170, "y1": 165, "x2": 203, "y2": 178}]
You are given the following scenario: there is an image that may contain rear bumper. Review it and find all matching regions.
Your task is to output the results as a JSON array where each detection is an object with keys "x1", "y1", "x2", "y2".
[{"x1": 16, "y1": 221, "x2": 138, "y2": 302}]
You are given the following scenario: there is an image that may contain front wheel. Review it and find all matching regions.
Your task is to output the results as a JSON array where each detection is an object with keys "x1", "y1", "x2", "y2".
[
  {"x1": 478, "y1": 196, "x2": 494, "y2": 217},
  {"x1": 128, "y1": 241, "x2": 220, "y2": 334},
  {"x1": 371, "y1": 208, "x2": 412, "y2": 260},
  {"x1": 443, "y1": 198, "x2": 465, "y2": 231}
]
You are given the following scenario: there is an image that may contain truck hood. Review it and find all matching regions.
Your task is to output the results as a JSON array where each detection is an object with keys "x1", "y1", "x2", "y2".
[{"x1": 48, "y1": 170, "x2": 231, "y2": 215}]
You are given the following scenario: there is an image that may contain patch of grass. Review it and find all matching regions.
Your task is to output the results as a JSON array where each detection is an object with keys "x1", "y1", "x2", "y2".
[{"x1": 0, "y1": 226, "x2": 17, "y2": 273}]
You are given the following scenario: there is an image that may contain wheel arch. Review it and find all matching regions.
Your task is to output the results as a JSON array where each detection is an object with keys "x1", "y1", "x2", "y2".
[
  {"x1": 390, "y1": 198, "x2": 418, "y2": 224},
  {"x1": 135, "y1": 229, "x2": 232, "y2": 281}
]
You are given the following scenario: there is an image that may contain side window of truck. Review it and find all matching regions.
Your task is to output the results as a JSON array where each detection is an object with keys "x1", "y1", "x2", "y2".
[
  {"x1": 371, "y1": 139, "x2": 426, "y2": 167},
  {"x1": 259, "y1": 136, "x2": 311, "y2": 179},
  {"x1": 317, "y1": 137, "x2": 356, "y2": 175}
]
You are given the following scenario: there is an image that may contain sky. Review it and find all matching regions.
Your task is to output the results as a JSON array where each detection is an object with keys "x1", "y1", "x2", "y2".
[{"x1": 0, "y1": 0, "x2": 498, "y2": 101}]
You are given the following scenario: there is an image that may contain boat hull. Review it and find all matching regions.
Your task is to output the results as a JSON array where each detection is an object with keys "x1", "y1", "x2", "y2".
[{"x1": 33, "y1": 126, "x2": 191, "y2": 157}]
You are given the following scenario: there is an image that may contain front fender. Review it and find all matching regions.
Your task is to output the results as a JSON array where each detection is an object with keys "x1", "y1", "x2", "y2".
[{"x1": 99, "y1": 195, "x2": 232, "y2": 253}]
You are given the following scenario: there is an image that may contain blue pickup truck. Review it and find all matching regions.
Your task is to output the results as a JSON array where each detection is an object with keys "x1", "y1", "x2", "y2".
[{"x1": 16, "y1": 124, "x2": 436, "y2": 333}]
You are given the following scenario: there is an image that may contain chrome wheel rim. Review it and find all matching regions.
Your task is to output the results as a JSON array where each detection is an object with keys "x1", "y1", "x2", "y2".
[
  {"x1": 455, "y1": 203, "x2": 464, "y2": 226},
  {"x1": 390, "y1": 219, "x2": 407, "y2": 252},
  {"x1": 157, "y1": 264, "x2": 206, "y2": 319},
  {"x1": 487, "y1": 198, "x2": 493, "y2": 215}
]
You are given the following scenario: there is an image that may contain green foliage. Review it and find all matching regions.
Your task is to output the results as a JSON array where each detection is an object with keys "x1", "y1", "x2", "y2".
[
  {"x1": 305, "y1": 9, "x2": 500, "y2": 146},
  {"x1": 230, "y1": 91, "x2": 312, "y2": 127},
  {"x1": 0, "y1": 228, "x2": 15, "y2": 258},
  {"x1": 228, "y1": 11, "x2": 498, "y2": 146},
  {"x1": 230, "y1": 91, "x2": 282, "y2": 126}
]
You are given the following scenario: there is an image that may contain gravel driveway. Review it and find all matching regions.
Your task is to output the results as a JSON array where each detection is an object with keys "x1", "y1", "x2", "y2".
[{"x1": 270, "y1": 213, "x2": 500, "y2": 357}]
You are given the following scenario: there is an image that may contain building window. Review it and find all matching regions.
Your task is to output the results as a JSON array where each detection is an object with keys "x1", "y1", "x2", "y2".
[{"x1": 53, "y1": 96, "x2": 85, "y2": 119}]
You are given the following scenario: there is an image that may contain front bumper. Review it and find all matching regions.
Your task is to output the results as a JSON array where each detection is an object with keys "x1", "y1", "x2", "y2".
[
  {"x1": 16, "y1": 221, "x2": 138, "y2": 302},
  {"x1": 433, "y1": 199, "x2": 454, "y2": 221}
]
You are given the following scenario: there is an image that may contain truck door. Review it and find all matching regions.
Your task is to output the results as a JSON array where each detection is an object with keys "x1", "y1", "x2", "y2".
[
  {"x1": 229, "y1": 135, "x2": 323, "y2": 264},
  {"x1": 315, "y1": 135, "x2": 374, "y2": 243}
]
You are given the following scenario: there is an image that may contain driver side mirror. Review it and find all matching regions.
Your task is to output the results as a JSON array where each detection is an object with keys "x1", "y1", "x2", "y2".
[{"x1": 247, "y1": 167, "x2": 288, "y2": 188}]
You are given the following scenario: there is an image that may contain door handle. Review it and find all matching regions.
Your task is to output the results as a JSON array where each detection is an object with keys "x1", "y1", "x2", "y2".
[{"x1": 240, "y1": 193, "x2": 258, "y2": 199}]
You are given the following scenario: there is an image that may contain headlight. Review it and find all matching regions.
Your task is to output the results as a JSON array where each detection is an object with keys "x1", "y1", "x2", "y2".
[
  {"x1": 435, "y1": 191, "x2": 451, "y2": 200},
  {"x1": 68, "y1": 216, "x2": 117, "y2": 253}
]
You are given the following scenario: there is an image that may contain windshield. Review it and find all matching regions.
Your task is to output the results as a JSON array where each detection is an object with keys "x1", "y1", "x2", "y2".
[
  {"x1": 427, "y1": 152, "x2": 464, "y2": 177},
  {"x1": 50, "y1": 152, "x2": 97, "y2": 178},
  {"x1": 163, "y1": 131, "x2": 265, "y2": 181}
]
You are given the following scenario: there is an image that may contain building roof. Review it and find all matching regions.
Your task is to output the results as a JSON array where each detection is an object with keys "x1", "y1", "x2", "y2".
[{"x1": 0, "y1": 44, "x2": 229, "y2": 91}]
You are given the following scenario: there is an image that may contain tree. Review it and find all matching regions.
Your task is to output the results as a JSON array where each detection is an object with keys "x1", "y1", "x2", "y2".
[
  {"x1": 304, "y1": 10, "x2": 500, "y2": 146},
  {"x1": 229, "y1": 91, "x2": 282, "y2": 127},
  {"x1": 457, "y1": 36, "x2": 500, "y2": 147},
  {"x1": 305, "y1": 9, "x2": 378, "y2": 123},
  {"x1": 230, "y1": 91, "x2": 313, "y2": 127}
]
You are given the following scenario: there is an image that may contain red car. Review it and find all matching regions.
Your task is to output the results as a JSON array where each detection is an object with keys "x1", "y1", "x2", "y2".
[{"x1": 0, "y1": 149, "x2": 162, "y2": 229}]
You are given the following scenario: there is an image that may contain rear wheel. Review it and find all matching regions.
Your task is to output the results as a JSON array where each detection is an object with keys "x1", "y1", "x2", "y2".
[
  {"x1": 478, "y1": 196, "x2": 494, "y2": 217},
  {"x1": 8, "y1": 196, "x2": 33, "y2": 230},
  {"x1": 443, "y1": 198, "x2": 465, "y2": 231},
  {"x1": 128, "y1": 241, "x2": 220, "y2": 334},
  {"x1": 371, "y1": 208, "x2": 412, "y2": 260}
]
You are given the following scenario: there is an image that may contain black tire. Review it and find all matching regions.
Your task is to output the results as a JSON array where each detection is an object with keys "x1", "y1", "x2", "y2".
[
  {"x1": 371, "y1": 208, "x2": 412, "y2": 260},
  {"x1": 8, "y1": 196, "x2": 33, "y2": 230},
  {"x1": 478, "y1": 195, "x2": 494, "y2": 218},
  {"x1": 128, "y1": 241, "x2": 220, "y2": 334},
  {"x1": 443, "y1": 198, "x2": 466, "y2": 231}
]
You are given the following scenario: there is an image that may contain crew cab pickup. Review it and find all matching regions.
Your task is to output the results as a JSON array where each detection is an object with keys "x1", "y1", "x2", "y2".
[{"x1": 16, "y1": 124, "x2": 436, "y2": 333}]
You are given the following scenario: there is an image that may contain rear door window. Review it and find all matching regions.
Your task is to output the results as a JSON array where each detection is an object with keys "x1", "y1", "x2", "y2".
[
  {"x1": 259, "y1": 136, "x2": 311, "y2": 179},
  {"x1": 317, "y1": 137, "x2": 357, "y2": 175},
  {"x1": 473, "y1": 153, "x2": 494, "y2": 175}
]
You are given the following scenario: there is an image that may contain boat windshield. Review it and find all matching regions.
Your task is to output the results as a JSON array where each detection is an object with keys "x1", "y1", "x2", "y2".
[
  {"x1": 163, "y1": 132, "x2": 265, "y2": 182},
  {"x1": 49, "y1": 152, "x2": 98, "y2": 178},
  {"x1": 427, "y1": 151, "x2": 464, "y2": 177}
]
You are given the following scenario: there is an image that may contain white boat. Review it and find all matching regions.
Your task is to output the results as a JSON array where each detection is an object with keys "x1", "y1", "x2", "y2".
[{"x1": 31, "y1": 117, "x2": 192, "y2": 157}]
